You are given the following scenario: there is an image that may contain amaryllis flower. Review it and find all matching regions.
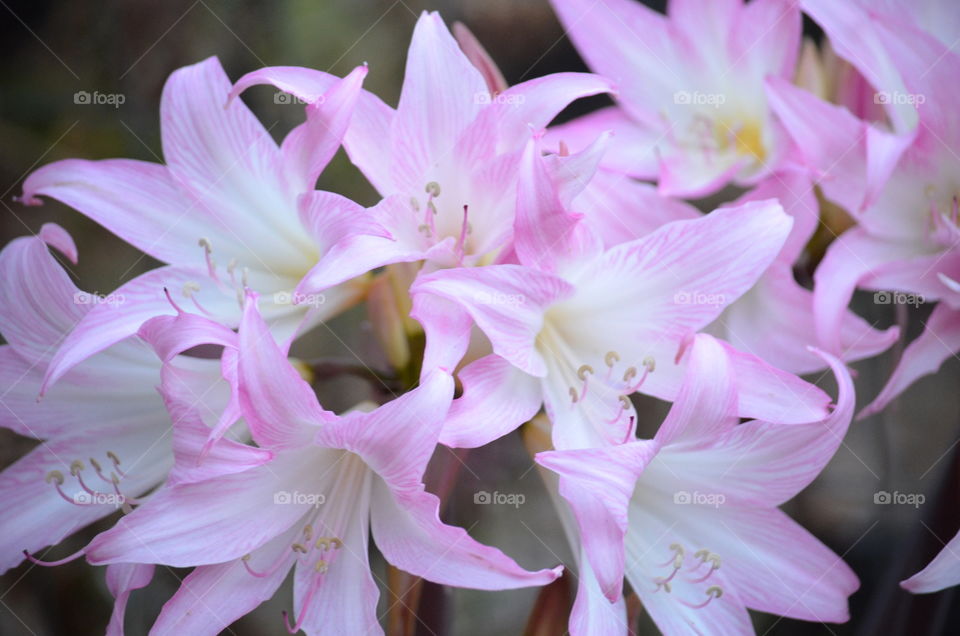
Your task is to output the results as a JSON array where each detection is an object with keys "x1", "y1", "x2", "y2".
[
  {"x1": 229, "y1": 11, "x2": 615, "y2": 293},
  {"x1": 767, "y1": 2, "x2": 960, "y2": 415},
  {"x1": 412, "y1": 140, "x2": 829, "y2": 450},
  {"x1": 19, "y1": 57, "x2": 370, "y2": 395},
  {"x1": 536, "y1": 334, "x2": 858, "y2": 634},
  {"x1": 901, "y1": 528, "x2": 960, "y2": 594},
  {"x1": 547, "y1": 0, "x2": 801, "y2": 197},
  {"x1": 0, "y1": 227, "x2": 217, "y2": 570},
  {"x1": 0, "y1": 227, "x2": 247, "y2": 633},
  {"x1": 84, "y1": 296, "x2": 561, "y2": 635}
]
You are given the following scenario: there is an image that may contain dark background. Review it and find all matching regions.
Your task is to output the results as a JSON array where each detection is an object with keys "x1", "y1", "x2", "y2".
[{"x1": 0, "y1": 1, "x2": 958, "y2": 634}]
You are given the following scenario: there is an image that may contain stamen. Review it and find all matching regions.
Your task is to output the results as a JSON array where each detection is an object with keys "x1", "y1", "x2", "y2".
[
  {"x1": 22, "y1": 548, "x2": 86, "y2": 567},
  {"x1": 198, "y1": 238, "x2": 219, "y2": 282},
  {"x1": 107, "y1": 451, "x2": 126, "y2": 478},
  {"x1": 678, "y1": 585, "x2": 723, "y2": 609},
  {"x1": 241, "y1": 552, "x2": 291, "y2": 579},
  {"x1": 569, "y1": 387, "x2": 578, "y2": 404},
  {"x1": 182, "y1": 282, "x2": 215, "y2": 317},
  {"x1": 577, "y1": 364, "x2": 594, "y2": 400}
]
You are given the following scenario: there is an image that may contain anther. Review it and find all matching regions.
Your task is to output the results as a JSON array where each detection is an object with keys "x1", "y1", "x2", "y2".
[
  {"x1": 425, "y1": 182, "x2": 441, "y2": 197},
  {"x1": 605, "y1": 351, "x2": 620, "y2": 368},
  {"x1": 70, "y1": 460, "x2": 85, "y2": 476},
  {"x1": 569, "y1": 387, "x2": 578, "y2": 403},
  {"x1": 302, "y1": 525, "x2": 313, "y2": 541},
  {"x1": 45, "y1": 470, "x2": 64, "y2": 485},
  {"x1": 292, "y1": 543, "x2": 308, "y2": 554},
  {"x1": 315, "y1": 560, "x2": 328, "y2": 573}
]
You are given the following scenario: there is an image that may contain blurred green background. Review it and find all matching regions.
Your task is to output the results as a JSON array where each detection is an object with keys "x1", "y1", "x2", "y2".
[{"x1": 1, "y1": 0, "x2": 958, "y2": 634}]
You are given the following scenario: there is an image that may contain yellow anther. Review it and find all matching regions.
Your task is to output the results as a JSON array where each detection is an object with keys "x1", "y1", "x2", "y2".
[
  {"x1": 182, "y1": 281, "x2": 201, "y2": 297},
  {"x1": 46, "y1": 470, "x2": 65, "y2": 485},
  {"x1": 198, "y1": 237, "x2": 213, "y2": 252},
  {"x1": 292, "y1": 543, "x2": 308, "y2": 554},
  {"x1": 330, "y1": 538, "x2": 343, "y2": 549},
  {"x1": 315, "y1": 559, "x2": 328, "y2": 573},
  {"x1": 706, "y1": 586, "x2": 723, "y2": 599},
  {"x1": 427, "y1": 200, "x2": 438, "y2": 216},
  {"x1": 569, "y1": 387, "x2": 578, "y2": 403},
  {"x1": 425, "y1": 181, "x2": 441, "y2": 197},
  {"x1": 642, "y1": 356, "x2": 656, "y2": 372},
  {"x1": 410, "y1": 197, "x2": 420, "y2": 211},
  {"x1": 618, "y1": 395, "x2": 632, "y2": 410},
  {"x1": 241, "y1": 554, "x2": 252, "y2": 561},
  {"x1": 605, "y1": 351, "x2": 620, "y2": 367},
  {"x1": 623, "y1": 366, "x2": 638, "y2": 383},
  {"x1": 69, "y1": 460, "x2": 85, "y2": 475},
  {"x1": 302, "y1": 525, "x2": 313, "y2": 541},
  {"x1": 577, "y1": 364, "x2": 594, "y2": 380},
  {"x1": 89, "y1": 457, "x2": 102, "y2": 471},
  {"x1": 107, "y1": 451, "x2": 121, "y2": 466},
  {"x1": 694, "y1": 549, "x2": 710, "y2": 561}
]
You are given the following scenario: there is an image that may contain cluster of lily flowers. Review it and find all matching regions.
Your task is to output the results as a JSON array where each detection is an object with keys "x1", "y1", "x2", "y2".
[{"x1": 2, "y1": 0, "x2": 959, "y2": 634}]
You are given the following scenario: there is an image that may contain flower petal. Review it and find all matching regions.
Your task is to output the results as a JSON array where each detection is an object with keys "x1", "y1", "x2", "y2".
[{"x1": 902, "y1": 527, "x2": 960, "y2": 594}]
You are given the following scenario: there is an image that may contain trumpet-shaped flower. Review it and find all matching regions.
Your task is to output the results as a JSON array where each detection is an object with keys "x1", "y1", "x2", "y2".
[
  {"x1": 84, "y1": 297, "x2": 561, "y2": 635},
  {"x1": 0, "y1": 227, "x2": 231, "y2": 572},
  {"x1": 412, "y1": 141, "x2": 830, "y2": 450},
  {"x1": 19, "y1": 57, "x2": 370, "y2": 394},
  {"x1": 536, "y1": 334, "x2": 859, "y2": 634},
  {"x1": 230, "y1": 11, "x2": 615, "y2": 293},
  {"x1": 547, "y1": 0, "x2": 801, "y2": 197},
  {"x1": 767, "y1": 1, "x2": 960, "y2": 415}
]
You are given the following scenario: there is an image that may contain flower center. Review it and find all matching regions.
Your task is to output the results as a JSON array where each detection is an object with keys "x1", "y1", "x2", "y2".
[{"x1": 45, "y1": 451, "x2": 138, "y2": 513}]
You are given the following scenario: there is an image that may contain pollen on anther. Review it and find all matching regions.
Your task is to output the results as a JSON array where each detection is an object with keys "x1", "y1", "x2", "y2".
[
  {"x1": 69, "y1": 460, "x2": 85, "y2": 476},
  {"x1": 315, "y1": 560, "x2": 329, "y2": 573},
  {"x1": 577, "y1": 364, "x2": 594, "y2": 380},
  {"x1": 425, "y1": 181, "x2": 441, "y2": 197},
  {"x1": 605, "y1": 351, "x2": 620, "y2": 367},
  {"x1": 45, "y1": 470, "x2": 65, "y2": 485},
  {"x1": 292, "y1": 543, "x2": 308, "y2": 554}
]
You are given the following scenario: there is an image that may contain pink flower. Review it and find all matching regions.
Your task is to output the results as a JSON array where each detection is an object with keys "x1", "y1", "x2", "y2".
[
  {"x1": 547, "y1": 0, "x2": 802, "y2": 197},
  {"x1": 536, "y1": 334, "x2": 859, "y2": 634},
  {"x1": 84, "y1": 296, "x2": 560, "y2": 634},
  {"x1": 19, "y1": 57, "x2": 370, "y2": 395},
  {"x1": 412, "y1": 140, "x2": 830, "y2": 450},
  {"x1": 0, "y1": 227, "x2": 224, "y2": 573},
  {"x1": 767, "y1": 1, "x2": 960, "y2": 415},
  {"x1": 230, "y1": 11, "x2": 615, "y2": 293}
]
